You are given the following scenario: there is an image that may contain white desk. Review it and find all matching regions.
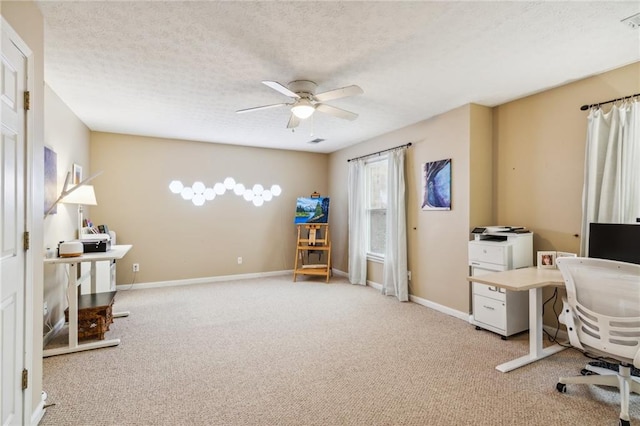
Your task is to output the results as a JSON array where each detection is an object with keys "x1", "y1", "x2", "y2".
[
  {"x1": 43, "y1": 245, "x2": 132, "y2": 357},
  {"x1": 467, "y1": 267, "x2": 565, "y2": 372}
]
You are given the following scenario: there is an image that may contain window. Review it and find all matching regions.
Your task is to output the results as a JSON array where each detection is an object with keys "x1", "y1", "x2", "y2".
[{"x1": 365, "y1": 157, "x2": 388, "y2": 259}]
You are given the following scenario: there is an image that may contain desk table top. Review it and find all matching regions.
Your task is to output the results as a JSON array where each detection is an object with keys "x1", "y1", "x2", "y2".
[
  {"x1": 44, "y1": 244, "x2": 132, "y2": 264},
  {"x1": 467, "y1": 266, "x2": 564, "y2": 291}
]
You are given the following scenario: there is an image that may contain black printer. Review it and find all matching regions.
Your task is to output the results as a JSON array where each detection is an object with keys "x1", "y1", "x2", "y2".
[{"x1": 81, "y1": 234, "x2": 111, "y2": 253}]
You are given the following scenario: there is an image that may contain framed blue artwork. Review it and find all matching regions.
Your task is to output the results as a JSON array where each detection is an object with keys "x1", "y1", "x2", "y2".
[
  {"x1": 422, "y1": 159, "x2": 451, "y2": 211},
  {"x1": 294, "y1": 196, "x2": 330, "y2": 224}
]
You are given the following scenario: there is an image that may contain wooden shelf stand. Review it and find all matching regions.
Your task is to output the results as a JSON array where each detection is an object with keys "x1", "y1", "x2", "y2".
[{"x1": 293, "y1": 223, "x2": 332, "y2": 282}]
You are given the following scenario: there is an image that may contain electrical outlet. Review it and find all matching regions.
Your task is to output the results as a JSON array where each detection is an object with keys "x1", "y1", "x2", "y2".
[
  {"x1": 237, "y1": 257, "x2": 243, "y2": 265},
  {"x1": 43, "y1": 302, "x2": 48, "y2": 316},
  {"x1": 407, "y1": 271, "x2": 412, "y2": 281},
  {"x1": 132, "y1": 263, "x2": 140, "y2": 272}
]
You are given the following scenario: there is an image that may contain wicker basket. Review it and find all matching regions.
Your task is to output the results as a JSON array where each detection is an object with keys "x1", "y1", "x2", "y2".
[{"x1": 64, "y1": 299, "x2": 114, "y2": 340}]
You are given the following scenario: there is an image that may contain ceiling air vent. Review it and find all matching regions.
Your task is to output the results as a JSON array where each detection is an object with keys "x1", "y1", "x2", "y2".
[
  {"x1": 621, "y1": 12, "x2": 640, "y2": 29},
  {"x1": 308, "y1": 138, "x2": 325, "y2": 144}
]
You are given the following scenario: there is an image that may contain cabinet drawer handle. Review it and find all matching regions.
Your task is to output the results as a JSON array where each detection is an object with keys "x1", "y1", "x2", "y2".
[
  {"x1": 483, "y1": 305, "x2": 495, "y2": 311},
  {"x1": 488, "y1": 286, "x2": 498, "y2": 292}
]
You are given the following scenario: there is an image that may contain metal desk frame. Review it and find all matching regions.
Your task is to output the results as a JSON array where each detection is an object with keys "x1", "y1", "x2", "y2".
[{"x1": 43, "y1": 245, "x2": 132, "y2": 357}]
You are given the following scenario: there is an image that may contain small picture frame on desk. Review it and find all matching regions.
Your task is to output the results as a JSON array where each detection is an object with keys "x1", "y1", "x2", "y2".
[{"x1": 537, "y1": 251, "x2": 556, "y2": 269}]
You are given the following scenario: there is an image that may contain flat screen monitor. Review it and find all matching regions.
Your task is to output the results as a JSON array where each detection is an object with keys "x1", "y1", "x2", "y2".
[{"x1": 588, "y1": 223, "x2": 640, "y2": 265}]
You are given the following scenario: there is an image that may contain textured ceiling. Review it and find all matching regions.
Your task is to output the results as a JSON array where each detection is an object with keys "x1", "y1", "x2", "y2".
[{"x1": 37, "y1": 1, "x2": 640, "y2": 153}]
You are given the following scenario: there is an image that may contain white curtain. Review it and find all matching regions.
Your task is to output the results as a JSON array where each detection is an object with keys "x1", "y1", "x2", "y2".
[
  {"x1": 348, "y1": 159, "x2": 367, "y2": 285},
  {"x1": 581, "y1": 100, "x2": 640, "y2": 255},
  {"x1": 382, "y1": 149, "x2": 408, "y2": 301}
]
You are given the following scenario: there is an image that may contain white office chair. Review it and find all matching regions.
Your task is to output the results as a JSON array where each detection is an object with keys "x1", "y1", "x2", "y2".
[{"x1": 555, "y1": 257, "x2": 640, "y2": 426}]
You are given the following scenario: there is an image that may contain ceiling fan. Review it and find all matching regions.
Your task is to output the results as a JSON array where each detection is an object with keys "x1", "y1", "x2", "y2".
[{"x1": 236, "y1": 80, "x2": 364, "y2": 129}]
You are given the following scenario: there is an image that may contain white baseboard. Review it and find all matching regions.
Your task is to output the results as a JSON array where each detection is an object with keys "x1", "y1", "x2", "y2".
[
  {"x1": 30, "y1": 391, "x2": 46, "y2": 426},
  {"x1": 366, "y1": 280, "x2": 383, "y2": 291},
  {"x1": 117, "y1": 269, "x2": 293, "y2": 290},
  {"x1": 365, "y1": 279, "x2": 469, "y2": 322},
  {"x1": 122, "y1": 268, "x2": 357, "y2": 290},
  {"x1": 409, "y1": 294, "x2": 470, "y2": 322},
  {"x1": 332, "y1": 269, "x2": 348, "y2": 278}
]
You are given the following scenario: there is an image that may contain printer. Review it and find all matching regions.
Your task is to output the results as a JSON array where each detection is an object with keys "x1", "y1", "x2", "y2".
[
  {"x1": 80, "y1": 233, "x2": 111, "y2": 253},
  {"x1": 471, "y1": 226, "x2": 530, "y2": 240}
]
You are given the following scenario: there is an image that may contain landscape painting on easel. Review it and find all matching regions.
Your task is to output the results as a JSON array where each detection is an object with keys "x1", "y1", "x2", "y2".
[{"x1": 295, "y1": 197, "x2": 330, "y2": 224}]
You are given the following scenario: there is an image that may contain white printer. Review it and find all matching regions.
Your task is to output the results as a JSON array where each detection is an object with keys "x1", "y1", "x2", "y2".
[{"x1": 469, "y1": 226, "x2": 533, "y2": 338}]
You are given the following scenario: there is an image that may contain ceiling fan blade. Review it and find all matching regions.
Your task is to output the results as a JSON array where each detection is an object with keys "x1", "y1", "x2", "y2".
[
  {"x1": 314, "y1": 85, "x2": 363, "y2": 102},
  {"x1": 236, "y1": 103, "x2": 288, "y2": 114},
  {"x1": 262, "y1": 81, "x2": 300, "y2": 99},
  {"x1": 315, "y1": 103, "x2": 359, "y2": 121},
  {"x1": 286, "y1": 113, "x2": 300, "y2": 129}
]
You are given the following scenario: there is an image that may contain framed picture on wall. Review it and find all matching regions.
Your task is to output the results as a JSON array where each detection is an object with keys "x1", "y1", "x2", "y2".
[
  {"x1": 44, "y1": 147, "x2": 57, "y2": 214},
  {"x1": 72, "y1": 163, "x2": 82, "y2": 185},
  {"x1": 422, "y1": 159, "x2": 451, "y2": 210},
  {"x1": 537, "y1": 251, "x2": 557, "y2": 269}
]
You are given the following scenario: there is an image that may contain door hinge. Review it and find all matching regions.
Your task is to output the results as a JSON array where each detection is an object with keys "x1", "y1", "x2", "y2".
[
  {"x1": 23, "y1": 231, "x2": 30, "y2": 250},
  {"x1": 22, "y1": 369, "x2": 28, "y2": 390},
  {"x1": 24, "y1": 91, "x2": 30, "y2": 111}
]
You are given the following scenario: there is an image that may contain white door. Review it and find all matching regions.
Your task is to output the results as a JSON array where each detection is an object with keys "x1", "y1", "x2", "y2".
[{"x1": 1, "y1": 26, "x2": 27, "y2": 426}]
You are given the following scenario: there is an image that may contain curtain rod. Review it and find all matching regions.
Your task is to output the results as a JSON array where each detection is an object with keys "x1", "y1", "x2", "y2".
[
  {"x1": 580, "y1": 92, "x2": 640, "y2": 111},
  {"x1": 347, "y1": 142, "x2": 412, "y2": 163}
]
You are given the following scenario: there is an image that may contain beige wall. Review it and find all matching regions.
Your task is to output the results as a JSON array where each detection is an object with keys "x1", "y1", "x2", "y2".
[
  {"x1": 90, "y1": 132, "x2": 328, "y2": 284},
  {"x1": 494, "y1": 61, "x2": 640, "y2": 325},
  {"x1": 494, "y1": 62, "x2": 640, "y2": 254},
  {"x1": 2, "y1": 0, "x2": 46, "y2": 421},
  {"x1": 469, "y1": 104, "x2": 494, "y2": 229},
  {"x1": 43, "y1": 84, "x2": 92, "y2": 334},
  {"x1": 328, "y1": 104, "x2": 492, "y2": 314},
  {"x1": 328, "y1": 62, "x2": 640, "y2": 319}
]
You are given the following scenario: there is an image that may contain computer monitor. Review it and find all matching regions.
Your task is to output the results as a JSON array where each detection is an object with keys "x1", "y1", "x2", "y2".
[{"x1": 588, "y1": 222, "x2": 640, "y2": 265}]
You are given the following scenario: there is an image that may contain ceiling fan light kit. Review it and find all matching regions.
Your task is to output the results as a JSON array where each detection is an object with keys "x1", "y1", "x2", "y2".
[
  {"x1": 291, "y1": 99, "x2": 315, "y2": 119},
  {"x1": 237, "y1": 80, "x2": 363, "y2": 129}
]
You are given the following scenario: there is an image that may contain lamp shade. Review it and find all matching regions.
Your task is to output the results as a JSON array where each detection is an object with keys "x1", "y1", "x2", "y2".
[
  {"x1": 291, "y1": 99, "x2": 315, "y2": 119},
  {"x1": 61, "y1": 185, "x2": 97, "y2": 205}
]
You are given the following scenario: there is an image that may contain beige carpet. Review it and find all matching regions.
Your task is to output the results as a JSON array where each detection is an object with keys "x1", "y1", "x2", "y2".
[{"x1": 41, "y1": 275, "x2": 639, "y2": 425}]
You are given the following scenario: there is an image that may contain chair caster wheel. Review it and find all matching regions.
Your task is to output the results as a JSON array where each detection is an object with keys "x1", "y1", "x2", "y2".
[
  {"x1": 556, "y1": 383, "x2": 567, "y2": 393},
  {"x1": 618, "y1": 419, "x2": 630, "y2": 426},
  {"x1": 475, "y1": 326, "x2": 481, "y2": 330},
  {"x1": 501, "y1": 335, "x2": 507, "y2": 341},
  {"x1": 580, "y1": 368, "x2": 596, "y2": 376}
]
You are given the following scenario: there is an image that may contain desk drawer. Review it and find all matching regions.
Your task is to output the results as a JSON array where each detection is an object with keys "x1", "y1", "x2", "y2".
[
  {"x1": 473, "y1": 282, "x2": 506, "y2": 301},
  {"x1": 473, "y1": 294, "x2": 506, "y2": 331}
]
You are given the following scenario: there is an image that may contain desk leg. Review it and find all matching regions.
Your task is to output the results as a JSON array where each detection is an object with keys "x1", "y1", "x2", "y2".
[
  {"x1": 496, "y1": 287, "x2": 566, "y2": 372},
  {"x1": 68, "y1": 262, "x2": 79, "y2": 348},
  {"x1": 43, "y1": 262, "x2": 120, "y2": 358},
  {"x1": 90, "y1": 260, "x2": 97, "y2": 294}
]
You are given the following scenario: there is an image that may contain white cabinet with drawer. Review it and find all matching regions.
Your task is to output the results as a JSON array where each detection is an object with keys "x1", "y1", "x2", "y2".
[{"x1": 469, "y1": 231, "x2": 533, "y2": 338}]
